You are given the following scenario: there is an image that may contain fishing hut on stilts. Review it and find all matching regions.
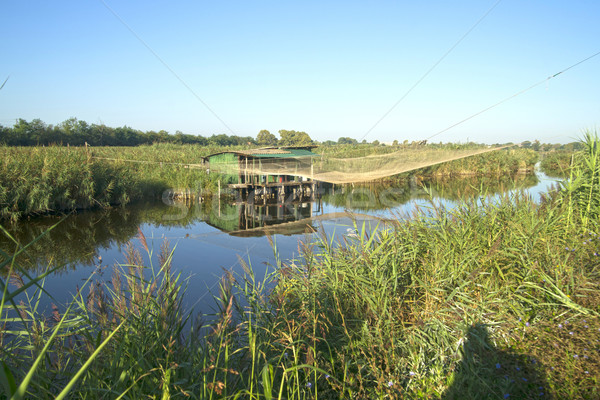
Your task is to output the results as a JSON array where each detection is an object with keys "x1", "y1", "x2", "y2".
[{"x1": 204, "y1": 146, "x2": 319, "y2": 203}]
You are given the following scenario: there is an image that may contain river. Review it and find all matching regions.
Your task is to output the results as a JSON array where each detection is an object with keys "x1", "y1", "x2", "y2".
[{"x1": 1, "y1": 171, "x2": 559, "y2": 315}]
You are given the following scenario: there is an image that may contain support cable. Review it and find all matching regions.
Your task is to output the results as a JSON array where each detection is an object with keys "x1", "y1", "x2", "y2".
[
  {"x1": 97, "y1": 0, "x2": 237, "y2": 135},
  {"x1": 360, "y1": 0, "x2": 504, "y2": 141},
  {"x1": 425, "y1": 50, "x2": 600, "y2": 141}
]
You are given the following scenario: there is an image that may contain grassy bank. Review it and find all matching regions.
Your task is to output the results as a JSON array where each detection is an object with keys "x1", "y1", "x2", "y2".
[
  {"x1": 0, "y1": 146, "x2": 139, "y2": 222},
  {"x1": 540, "y1": 151, "x2": 574, "y2": 178},
  {"x1": 1, "y1": 143, "x2": 539, "y2": 222},
  {"x1": 1, "y1": 134, "x2": 599, "y2": 398},
  {"x1": 0, "y1": 144, "x2": 223, "y2": 222},
  {"x1": 416, "y1": 147, "x2": 538, "y2": 176}
]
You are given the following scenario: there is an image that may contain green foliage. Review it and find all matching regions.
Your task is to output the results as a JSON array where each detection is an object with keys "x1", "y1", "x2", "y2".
[
  {"x1": 0, "y1": 146, "x2": 136, "y2": 222},
  {"x1": 0, "y1": 226, "x2": 328, "y2": 399},
  {"x1": 257, "y1": 129, "x2": 278, "y2": 146},
  {"x1": 540, "y1": 151, "x2": 573, "y2": 177},
  {"x1": 0, "y1": 118, "x2": 257, "y2": 147},
  {"x1": 337, "y1": 137, "x2": 357, "y2": 145},
  {"x1": 272, "y1": 188, "x2": 599, "y2": 398},
  {"x1": 0, "y1": 144, "x2": 226, "y2": 221},
  {"x1": 558, "y1": 131, "x2": 600, "y2": 230},
  {"x1": 278, "y1": 129, "x2": 313, "y2": 146},
  {"x1": 0, "y1": 223, "x2": 123, "y2": 399},
  {"x1": 418, "y1": 148, "x2": 538, "y2": 176}
]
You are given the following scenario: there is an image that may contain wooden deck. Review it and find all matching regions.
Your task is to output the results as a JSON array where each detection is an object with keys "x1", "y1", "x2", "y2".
[
  {"x1": 229, "y1": 181, "x2": 313, "y2": 189},
  {"x1": 228, "y1": 180, "x2": 316, "y2": 203}
]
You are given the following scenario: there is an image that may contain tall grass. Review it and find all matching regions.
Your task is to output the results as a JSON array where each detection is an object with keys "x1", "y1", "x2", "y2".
[
  {"x1": 0, "y1": 146, "x2": 138, "y2": 222},
  {"x1": 0, "y1": 144, "x2": 221, "y2": 222},
  {"x1": 540, "y1": 150, "x2": 573, "y2": 177},
  {"x1": 558, "y1": 131, "x2": 600, "y2": 230},
  {"x1": 271, "y1": 190, "x2": 599, "y2": 398},
  {"x1": 265, "y1": 133, "x2": 600, "y2": 398},
  {"x1": 0, "y1": 222, "x2": 122, "y2": 399},
  {"x1": 1, "y1": 228, "x2": 326, "y2": 398},
  {"x1": 417, "y1": 147, "x2": 538, "y2": 176}
]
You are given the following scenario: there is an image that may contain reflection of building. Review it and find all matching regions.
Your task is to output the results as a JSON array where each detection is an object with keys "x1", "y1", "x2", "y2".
[
  {"x1": 204, "y1": 146, "x2": 318, "y2": 202},
  {"x1": 205, "y1": 200, "x2": 314, "y2": 237}
]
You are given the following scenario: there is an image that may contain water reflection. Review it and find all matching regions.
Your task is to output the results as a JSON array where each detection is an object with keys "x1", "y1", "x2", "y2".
[
  {"x1": 319, "y1": 173, "x2": 539, "y2": 211},
  {"x1": 1, "y1": 173, "x2": 544, "y2": 277}
]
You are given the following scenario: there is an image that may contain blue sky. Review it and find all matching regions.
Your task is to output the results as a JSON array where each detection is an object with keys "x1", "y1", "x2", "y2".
[{"x1": 1, "y1": 1, "x2": 599, "y2": 144}]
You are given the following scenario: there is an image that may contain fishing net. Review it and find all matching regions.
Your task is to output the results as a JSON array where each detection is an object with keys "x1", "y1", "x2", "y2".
[{"x1": 208, "y1": 146, "x2": 508, "y2": 184}]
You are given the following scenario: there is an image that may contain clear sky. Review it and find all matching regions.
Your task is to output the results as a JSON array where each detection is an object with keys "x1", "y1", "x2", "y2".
[{"x1": 1, "y1": 1, "x2": 599, "y2": 144}]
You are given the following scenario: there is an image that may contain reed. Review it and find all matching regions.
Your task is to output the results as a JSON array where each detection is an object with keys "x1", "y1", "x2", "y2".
[
  {"x1": 0, "y1": 226, "x2": 327, "y2": 398},
  {"x1": 261, "y1": 133, "x2": 599, "y2": 398},
  {"x1": 271, "y1": 193, "x2": 599, "y2": 397},
  {"x1": 416, "y1": 147, "x2": 538, "y2": 176},
  {"x1": 540, "y1": 151, "x2": 574, "y2": 177},
  {"x1": 557, "y1": 131, "x2": 600, "y2": 230},
  {"x1": 0, "y1": 144, "x2": 221, "y2": 222},
  {"x1": 0, "y1": 146, "x2": 138, "y2": 222}
]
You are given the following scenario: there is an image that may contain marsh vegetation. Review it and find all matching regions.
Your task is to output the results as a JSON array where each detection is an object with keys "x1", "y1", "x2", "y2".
[{"x1": 1, "y1": 134, "x2": 598, "y2": 398}]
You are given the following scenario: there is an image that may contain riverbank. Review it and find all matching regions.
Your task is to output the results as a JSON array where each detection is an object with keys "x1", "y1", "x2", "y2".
[
  {"x1": 0, "y1": 144, "x2": 220, "y2": 222},
  {"x1": 0, "y1": 144, "x2": 540, "y2": 222}
]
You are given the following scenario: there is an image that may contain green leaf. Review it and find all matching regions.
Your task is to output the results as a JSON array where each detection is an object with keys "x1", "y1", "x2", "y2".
[
  {"x1": 0, "y1": 361, "x2": 17, "y2": 397},
  {"x1": 261, "y1": 362, "x2": 273, "y2": 400},
  {"x1": 54, "y1": 321, "x2": 124, "y2": 400}
]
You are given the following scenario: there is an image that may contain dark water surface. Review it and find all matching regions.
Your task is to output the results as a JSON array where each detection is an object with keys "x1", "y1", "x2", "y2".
[{"x1": 2, "y1": 172, "x2": 558, "y2": 315}]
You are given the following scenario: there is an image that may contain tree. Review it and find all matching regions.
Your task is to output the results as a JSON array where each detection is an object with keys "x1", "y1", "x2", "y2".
[
  {"x1": 338, "y1": 137, "x2": 358, "y2": 145},
  {"x1": 13, "y1": 118, "x2": 50, "y2": 145},
  {"x1": 0, "y1": 124, "x2": 14, "y2": 145},
  {"x1": 230, "y1": 135, "x2": 257, "y2": 146},
  {"x1": 209, "y1": 134, "x2": 234, "y2": 146},
  {"x1": 278, "y1": 130, "x2": 313, "y2": 146},
  {"x1": 257, "y1": 130, "x2": 278, "y2": 146}
]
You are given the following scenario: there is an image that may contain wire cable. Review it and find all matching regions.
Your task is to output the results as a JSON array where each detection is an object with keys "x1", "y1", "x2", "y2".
[
  {"x1": 97, "y1": 0, "x2": 237, "y2": 135},
  {"x1": 360, "y1": 0, "x2": 504, "y2": 141},
  {"x1": 0, "y1": 76, "x2": 9, "y2": 91},
  {"x1": 90, "y1": 155, "x2": 204, "y2": 168},
  {"x1": 425, "y1": 49, "x2": 600, "y2": 141}
]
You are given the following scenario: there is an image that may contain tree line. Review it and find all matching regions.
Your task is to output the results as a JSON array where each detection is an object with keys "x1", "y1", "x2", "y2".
[
  {"x1": 0, "y1": 118, "x2": 323, "y2": 148},
  {"x1": 0, "y1": 118, "x2": 258, "y2": 147},
  {"x1": 0, "y1": 118, "x2": 580, "y2": 150}
]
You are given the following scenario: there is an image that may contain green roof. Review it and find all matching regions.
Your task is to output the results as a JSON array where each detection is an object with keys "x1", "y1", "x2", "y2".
[
  {"x1": 206, "y1": 147, "x2": 318, "y2": 160},
  {"x1": 250, "y1": 149, "x2": 318, "y2": 158}
]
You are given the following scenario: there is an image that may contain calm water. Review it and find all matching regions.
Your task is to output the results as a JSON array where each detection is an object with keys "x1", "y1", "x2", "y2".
[{"x1": 2, "y1": 172, "x2": 559, "y2": 315}]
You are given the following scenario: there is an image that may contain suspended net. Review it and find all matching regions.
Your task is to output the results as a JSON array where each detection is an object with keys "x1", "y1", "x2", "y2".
[{"x1": 208, "y1": 145, "x2": 510, "y2": 184}]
